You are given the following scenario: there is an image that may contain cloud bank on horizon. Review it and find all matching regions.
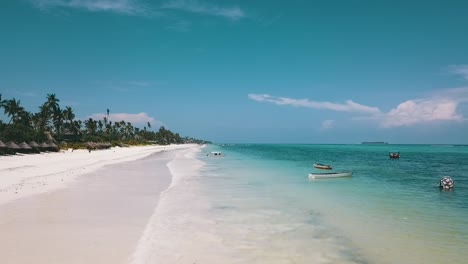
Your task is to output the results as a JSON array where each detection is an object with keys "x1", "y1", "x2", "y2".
[{"x1": 249, "y1": 87, "x2": 468, "y2": 128}]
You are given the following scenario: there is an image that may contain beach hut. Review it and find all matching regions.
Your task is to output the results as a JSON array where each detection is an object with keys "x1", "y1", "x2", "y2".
[
  {"x1": 86, "y1": 142, "x2": 99, "y2": 152},
  {"x1": 39, "y1": 142, "x2": 49, "y2": 152},
  {"x1": 97, "y1": 142, "x2": 112, "y2": 149},
  {"x1": 28, "y1": 141, "x2": 41, "y2": 153},
  {"x1": 48, "y1": 142, "x2": 59, "y2": 152},
  {"x1": 6, "y1": 141, "x2": 21, "y2": 154},
  {"x1": 18, "y1": 142, "x2": 33, "y2": 154}
]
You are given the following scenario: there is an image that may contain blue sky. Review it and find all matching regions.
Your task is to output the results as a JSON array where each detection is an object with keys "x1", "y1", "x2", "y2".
[{"x1": 1, "y1": 0, "x2": 468, "y2": 144}]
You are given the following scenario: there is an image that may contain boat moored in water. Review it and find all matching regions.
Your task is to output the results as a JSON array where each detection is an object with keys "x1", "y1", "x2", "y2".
[
  {"x1": 389, "y1": 152, "x2": 400, "y2": 159},
  {"x1": 308, "y1": 171, "x2": 352, "y2": 179},
  {"x1": 313, "y1": 163, "x2": 333, "y2": 170}
]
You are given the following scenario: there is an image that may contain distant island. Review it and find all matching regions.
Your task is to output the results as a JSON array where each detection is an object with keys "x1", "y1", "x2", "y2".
[{"x1": 361, "y1": 142, "x2": 388, "y2": 145}]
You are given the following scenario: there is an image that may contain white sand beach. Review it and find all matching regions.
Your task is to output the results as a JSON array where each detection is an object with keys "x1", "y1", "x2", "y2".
[{"x1": 0, "y1": 144, "x2": 202, "y2": 264}]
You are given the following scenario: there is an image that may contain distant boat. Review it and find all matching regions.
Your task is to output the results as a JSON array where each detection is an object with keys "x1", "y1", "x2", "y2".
[
  {"x1": 313, "y1": 163, "x2": 333, "y2": 170},
  {"x1": 389, "y1": 152, "x2": 400, "y2": 159},
  {"x1": 308, "y1": 171, "x2": 352, "y2": 179},
  {"x1": 208, "y1": 151, "x2": 223, "y2": 156}
]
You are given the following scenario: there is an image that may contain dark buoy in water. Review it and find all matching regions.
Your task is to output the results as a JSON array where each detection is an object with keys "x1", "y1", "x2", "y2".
[{"x1": 439, "y1": 176, "x2": 454, "y2": 190}]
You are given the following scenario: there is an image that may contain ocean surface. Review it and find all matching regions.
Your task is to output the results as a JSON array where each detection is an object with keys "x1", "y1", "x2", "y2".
[{"x1": 141, "y1": 144, "x2": 468, "y2": 264}]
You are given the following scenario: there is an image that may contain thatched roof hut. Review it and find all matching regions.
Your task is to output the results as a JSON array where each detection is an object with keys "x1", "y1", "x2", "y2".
[
  {"x1": 27, "y1": 141, "x2": 41, "y2": 153},
  {"x1": 18, "y1": 142, "x2": 32, "y2": 150},
  {"x1": 39, "y1": 142, "x2": 49, "y2": 151},
  {"x1": 37, "y1": 142, "x2": 59, "y2": 152},
  {"x1": 28, "y1": 141, "x2": 40, "y2": 148},
  {"x1": 96, "y1": 142, "x2": 112, "y2": 149},
  {"x1": 48, "y1": 142, "x2": 59, "y2": 152},
  {"x1": 6, "y1": 142, "x2": 21, "y2": 154},
  {"x1": 6, "y1": 141, "x2": 21, "y2": 150},
  {"x1": 17, "y1": 142, "x2": 33, "y2": 154},
  {"x1": 86, "y1": 142, "x2": 98, "y2": 150}
]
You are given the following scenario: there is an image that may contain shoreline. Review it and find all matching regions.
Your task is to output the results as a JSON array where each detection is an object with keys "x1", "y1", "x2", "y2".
[
  {"x1": 0, "y1": 144, "x2": 194, "y2": 206},
  {"x1": 0, "y1": 144, "x2": 202, "y2": 264}
]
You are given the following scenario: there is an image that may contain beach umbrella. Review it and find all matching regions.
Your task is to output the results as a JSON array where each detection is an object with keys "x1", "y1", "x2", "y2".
[
  {"x1": 18, "y1": 142, "x2": 32, "y2": 149},
  {"x1": 47, "y1": 142, "x2": 59, "y2": 152},
  {"x1": 6, "y1": 142, "x2": 21, "y2": 154},
  {"x1": 6, "y1": 141, "x2": 21, "y2": 150},
  {"x1": 39, "y1": 142, "x2": 49, "y2": 151},
  {"x1": 28, "y1": 141, "x2": 41, "y2": 153},
  {"x1": 97, "y1": 142, "x2": 111, "y2": 149},
  {"x1": 28, "y1": 141, "x2": 40, "y2": 148},
  {"x1": 87, "y1": 142, "x2": 99, "y2": 149},
  {"x1": 17, "y1": 142, "x2": 33, "y2": 154}
]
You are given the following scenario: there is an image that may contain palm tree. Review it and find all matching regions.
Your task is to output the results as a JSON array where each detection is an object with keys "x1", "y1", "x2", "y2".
[
  {"x1": 38, "y1": 94, "x2": 60, "y2": 132},
  {"x1": 3, "y1": 98, "x2": 25, "y2": 124},
  {"x1": 62, "y1": 106, "x2": 76, "y2": 138},
  {"x1": 63, "y1": 106, "x2": 75, "y2": 124},
  {"x1": 125, "y1": 122, "x2": 133, "y2": 138},
  {"x1": 98, "y1": 120, "x2": 104, "y2": 133},
  {"x1": 52, "y1": 106, "x2": 64, "y2": 138},
  {"x1": 46, "y1": 94, "x2": 60, "y2": 112},
  {"x1": 84, "y1": 118, "x2": 97, "y2": 135}
]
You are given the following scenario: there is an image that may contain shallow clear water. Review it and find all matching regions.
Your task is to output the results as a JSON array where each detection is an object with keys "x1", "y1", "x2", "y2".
[{"x1": 196, "y1": 144, "x2": 468, "y2": 264}]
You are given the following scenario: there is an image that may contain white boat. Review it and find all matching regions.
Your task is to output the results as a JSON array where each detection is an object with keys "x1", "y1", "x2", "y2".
[
  {"x1": 208, "y1": 151, "x2": 223, "y2": 156},
  {"x1": 313, "y1": 163, "x2": 332, "y2": 170},
  {"x1": 308, "y1": 171, "x2": 352, "y2": 179}
]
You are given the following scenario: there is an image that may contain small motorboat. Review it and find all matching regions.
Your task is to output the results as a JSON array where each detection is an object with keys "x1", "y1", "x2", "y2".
[
  {"x1": 389, "y1": 152, "x2": 400, "y2": 159},
  {"x1": 313, "y1": 163, "x2": 333, "y2": 170},
  {"x1": 208, "y1": 151, "x2": 223, "y2": 156},
  {"x1": 308, "y1": 171, "x2": 352, "y2": 179}
]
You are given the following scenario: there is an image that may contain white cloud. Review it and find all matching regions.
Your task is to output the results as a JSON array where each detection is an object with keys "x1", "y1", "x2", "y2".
[
  {"x1": 162, "y1": 0, "x2": 245, "y2": 20},
  {"x1": 88, "y1": 112, "x2": 163, "y2": 127},
  {"x1": 248, "y1": 94, "x2": 381, "y2": 114},
  {"x1": 320, "y1": 120, "x2": 335, "y2": 131},
  {"x1": 31, "y1": 0, "x2": 149, "y2": 16},
  {"x1": 380, "y1": 87, "x2": 468, "y2": 127},
  {"x1": 249, "y1": 89, "x2": 468, "y2": 128},
  {"x1": 448, "y1": 65, "x2": 468, "y2": 80},
  {"x1": 381, "y1": 98, "x2": 463, "y2": 128}
]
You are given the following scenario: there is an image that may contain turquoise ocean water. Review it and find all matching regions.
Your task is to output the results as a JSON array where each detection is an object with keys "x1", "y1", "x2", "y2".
[{"x1": 194, "y1": 144, "x2": 468, "y2": 264}]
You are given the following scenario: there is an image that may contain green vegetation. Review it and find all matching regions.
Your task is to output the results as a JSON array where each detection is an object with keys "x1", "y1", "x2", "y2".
[{"x1": 0, "y1": 93, "x2": 210, "y2": 148}]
